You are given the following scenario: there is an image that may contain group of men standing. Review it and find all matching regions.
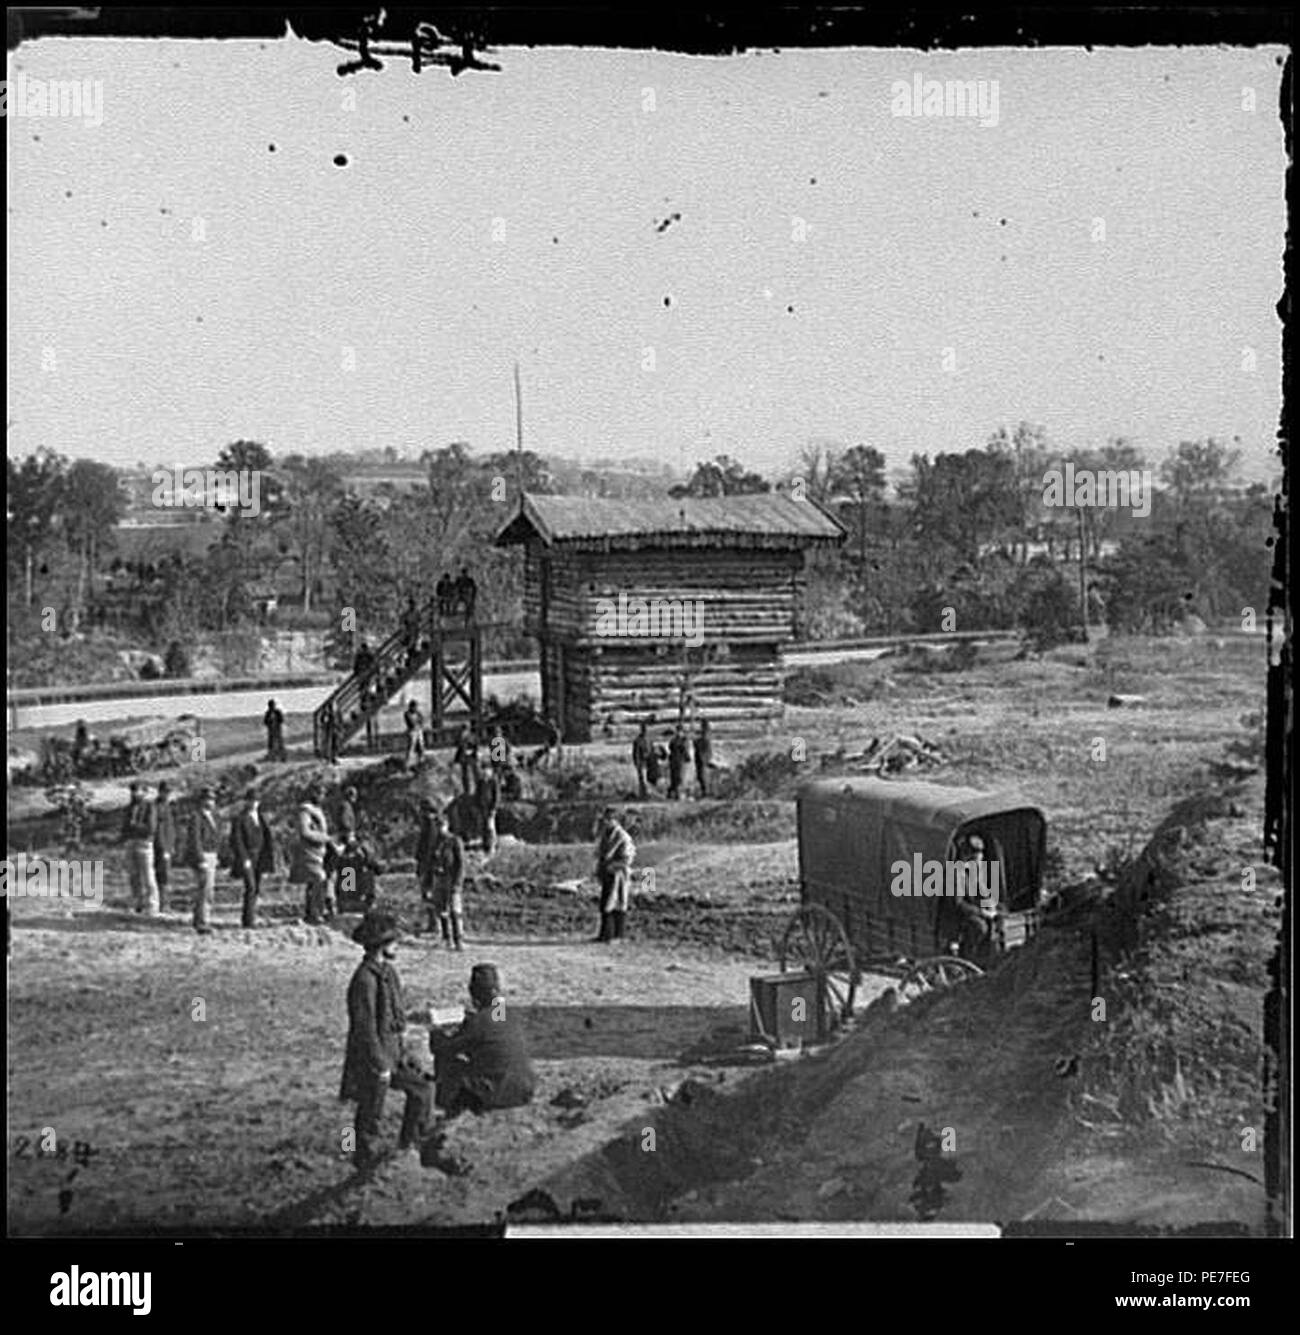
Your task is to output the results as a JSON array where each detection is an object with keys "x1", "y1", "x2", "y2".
[
  {"x1": 631, "y1": 718, "x2": 713, "y2": 800},
  {"x1": 435, "y1": 568, "x2": 478, "y2": 622},
  {"x1": 120, "y1": 780, "x2": 274, "y2": 933}
]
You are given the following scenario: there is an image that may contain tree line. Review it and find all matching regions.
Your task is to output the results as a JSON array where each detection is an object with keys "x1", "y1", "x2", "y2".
[{"x1": 6, "y1": 425, "x2": 1275, "y2": 684}]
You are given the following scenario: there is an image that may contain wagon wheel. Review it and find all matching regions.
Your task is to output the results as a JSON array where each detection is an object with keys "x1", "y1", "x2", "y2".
[
  {"x1": 778, "y1": 904, "x2": 858, "y2": 1038},
  {"x1": 897, "y1": 954, "x2": 984, "y2": 1003},
  {"x1": 128, "y1": 747, "x2": 150, "y2": 773}
]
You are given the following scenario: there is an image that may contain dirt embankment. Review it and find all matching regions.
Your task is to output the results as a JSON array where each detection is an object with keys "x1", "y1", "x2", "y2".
[{"x1": 516, "y1": 782, "x2": 1273, "y2": 1231}]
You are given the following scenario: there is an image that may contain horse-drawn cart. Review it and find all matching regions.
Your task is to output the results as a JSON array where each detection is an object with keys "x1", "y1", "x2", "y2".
[{"x1": 761, "y1": 778, "x2": 1049, "y2": 1043}]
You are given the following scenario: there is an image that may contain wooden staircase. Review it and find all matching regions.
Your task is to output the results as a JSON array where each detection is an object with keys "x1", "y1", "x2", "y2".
[{"x1": 312, "y1": 600, "x2": 497, "y2": 759}]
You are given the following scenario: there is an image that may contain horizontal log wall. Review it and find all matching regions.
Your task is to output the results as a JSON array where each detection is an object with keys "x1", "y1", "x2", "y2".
[
  {"x1": 524, "y1": 547, "x2": 803, "y2": 644},
  {"x1": 524, "y1": 542, "x2": 812, "y2": 741}
]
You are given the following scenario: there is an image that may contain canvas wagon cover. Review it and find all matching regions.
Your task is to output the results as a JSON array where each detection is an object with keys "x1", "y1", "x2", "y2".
[{"x1": 796, "y1": 777, "x2": 1046, "y2": 923}]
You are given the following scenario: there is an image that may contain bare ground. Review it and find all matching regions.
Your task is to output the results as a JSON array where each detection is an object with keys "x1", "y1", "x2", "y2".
[{"x1": 6, "y1": 634, "x2": 1274, "y2": 1233}]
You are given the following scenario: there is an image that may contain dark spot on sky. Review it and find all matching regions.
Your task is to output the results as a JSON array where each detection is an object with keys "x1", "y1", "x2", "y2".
[
  {"x1": 972, "y1": 210, "x2": 980, "y2": 218},
  {"x1": 1000, "y1": 218, "x2": 1007, "y2": 226},
  {"x1": 817, "y1": 90, "x2": 830, "y2": 98},
  {"x1": 160, "y1": 207, "x2": 170, "y2": 215},
  {"x1": 197, "y1": 316, "x2": 204, "y2": 324},
  {"x1": 786, "y1": 305, "x2": 795, "y2": 314},
  {"x1": 268, "y1": 143, "x2": 276, "y2": 152},
  {"x1": 1000, "y1": 254, "x2": 1007, "y2": 262},
  {"x1": 552, "y1": 236, "x2": 559, "y2": 244},
  {"x1": 664, "y1": 295, "x2": 672, "y2": 307},
  {"x1": 101, "y1": 220, "x2": 108, "y2": 228},
  {"x1": 32, "y1": 134, "x2": 41, "y2": 142},
  {"x1": 65, "y1": 190, "x2": 73, "y2": 199},
  {"x1": 655, "y1": 211, "x2": 682, "y2": 234},
  {"x1": 402, "y1": 115, "x2": 410, "y2": 123},
  {"x1": 809, "y1": 177, "x2": 817, "y2": 185},
  {"x1": 333, "y1": 154, "x2": 349, "y2": 168}
]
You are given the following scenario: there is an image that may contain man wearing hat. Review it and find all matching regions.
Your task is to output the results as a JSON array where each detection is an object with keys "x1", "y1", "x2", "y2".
[
  {"x1": 428, "y1": 963, "x2": 536, "y2": 1116},
  {"x1": 230, "y1": 787, "x2": 276, "y2": 928},
  {"x1": 153, "y1": 780, "x2": 177, "y2": 911},
  {"x1": 415, "y1": 799, "x2": 465, "y2": 945},
  {"x1": 593, "y1": 806, "x2": 636, "y2": 943},
  {"x1": 263, "y1": 698, "x2": 287, "y2": 762},
  {"x1": 291, "y1": 781, "x2": 335, "y2": 924},
  {"x1": 341, "y1": 911, "x2": 433, "y2": 1169},
  {"x1": 183, "y1": 786, "x2": 221, "y2": 933},
  {"x1": 121, "y1": 780, "x2": 159, "y2": 915}
]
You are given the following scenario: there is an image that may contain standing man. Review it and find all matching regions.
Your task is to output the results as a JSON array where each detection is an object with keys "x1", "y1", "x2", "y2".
[
  {"x1": 338, "y1": 785, "x2": 360, "y2": 841},
  {"x1": 455, "y1": 566, "x2": 477, "y2": 624},
  {"x1": 667, "y1": 726, "x2": 691, "y2": 801},
  {"x1": 631, "y1": 721, "x2": 651, "y2": 799},
  {"x1": 403, "y1": 699, "x2": 426, "y2": 772},
  {"x1": 184, "y1": 786, "x2": 220, "y2": 934},
  {"x1": 153, "y1": 780, "x2": 177, "y2": 911},
  {"x1": 415, "y1": 797, "x2": 443, "y2": 934},
  {"x1": 341, "y1": 910, "x2": 433, "y2": 1170},
  {"x1": 263, "y1": 698, "x2": 287, "y2": 762},
  {"x1": 419, "y1": 806, "x2": 466, "y2": 947},
  {"x1": 693, "y1": 718, "x2": 713, "y2": 798},
  {"x1": 428, "y1": 964, "x2": 536, "y2": 1116},
  {"x1": 292, "y1": 781, "x2": 334, "y2": 924},
  {"x1": 121, "y1": 780, "x2": 159, "y2": 916},
  {"x1": 593, "y1": 806, "x2": 636, "y2": 944},
  {"x1": 476, "y1": 765, "x2": 500, "y2": 856},
  {"x1": 453, "y1": 725, "x2": 479, "y2": 795},
  {"x1": 230, "y1": 787, "x2": 276, "y2": 929},
  {"x1": 436, "y1": 572, "x2": 454, "y2": 619},
  {"x1": 645, "y1": 726, "x2": 662, "y2": 792}
]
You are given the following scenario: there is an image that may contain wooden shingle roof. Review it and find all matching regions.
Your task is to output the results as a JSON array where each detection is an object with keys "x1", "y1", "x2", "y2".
[{"x1": 494, "y1": 492, "x2": 845, "y2": 552}]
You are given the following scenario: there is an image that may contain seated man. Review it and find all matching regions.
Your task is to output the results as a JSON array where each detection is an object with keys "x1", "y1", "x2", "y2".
[{"x1": 428, "y1": 964, "x2": 536, "y2": 1116}]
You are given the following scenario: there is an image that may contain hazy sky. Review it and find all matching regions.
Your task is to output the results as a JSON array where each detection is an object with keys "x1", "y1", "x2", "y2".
[{"x1": 6, "y1": 38, "x2": 1286, "y2": 481}]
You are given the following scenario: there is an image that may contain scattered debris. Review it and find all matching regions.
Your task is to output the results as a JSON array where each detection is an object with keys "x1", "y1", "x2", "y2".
[{"x1": 817, "y1": 1176, "x2": 847, "y2": 1200}]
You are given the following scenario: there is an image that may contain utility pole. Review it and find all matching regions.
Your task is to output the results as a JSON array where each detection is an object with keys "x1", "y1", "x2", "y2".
[
  {"x1": 1077, "y1": 505, "x2": 1089, "y2": 643},
  {"x1": 513, "y1": 359, "x2": 524, "y2": 499}
]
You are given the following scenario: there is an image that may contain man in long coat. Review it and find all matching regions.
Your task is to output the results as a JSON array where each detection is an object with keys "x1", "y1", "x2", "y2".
[
  {"x1": 121, "y1": 780, "x2": 159, "y2": 915},
  {"x1": 341, "y1": 910, "x2": 433, "y2": 1170},
  {"x1": 183, "y1": 785, "x2": 221, "y2": 933},
  {"x1": 263, "y1": 698, "x2": 287, "y2": 762},
  {"x1": 631, "y1": 721, "x2": 651, "y2": 798},
  {"x1": 291, "y1": 781, "x2": 334, "y2": 924},
  {"x1": 593, "y1": 806, "x2": 636, "y2": 943},
  {"x1": 230, "y1": 787, "x2": 276, "y2": 928},
  {"x1": 428, "y1": 963, "x2": 535, "y2": 1116}
]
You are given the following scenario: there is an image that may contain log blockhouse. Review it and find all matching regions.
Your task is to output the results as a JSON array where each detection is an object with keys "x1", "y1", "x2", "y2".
[{"x1": 495, "y1": 493, "x2": 845, "y2": 741}]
